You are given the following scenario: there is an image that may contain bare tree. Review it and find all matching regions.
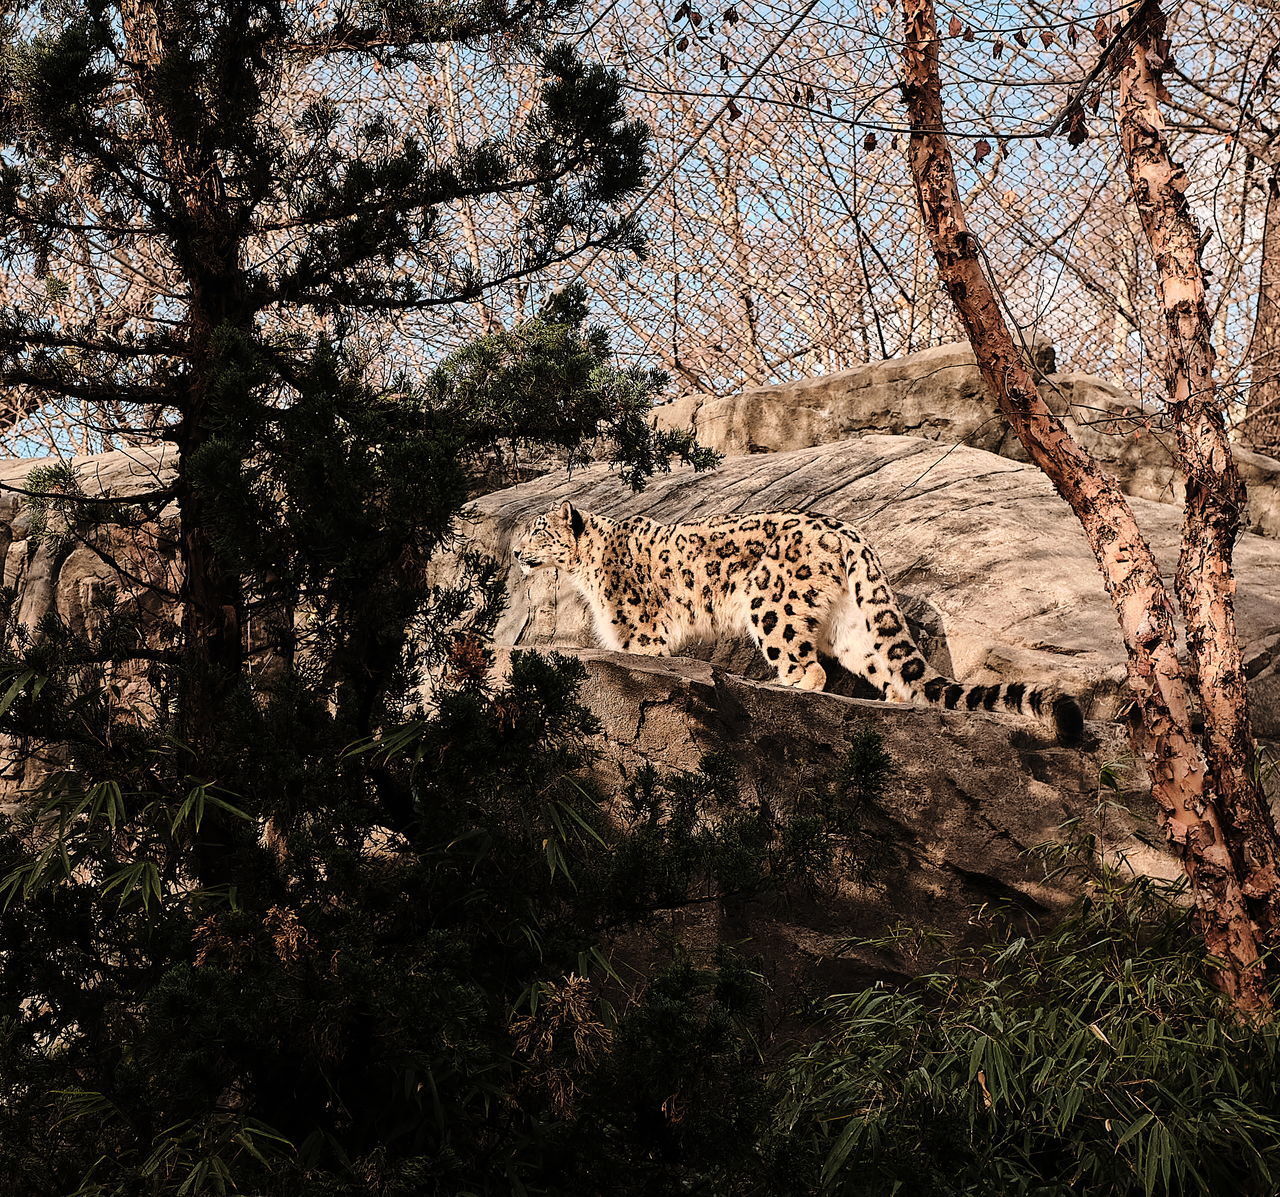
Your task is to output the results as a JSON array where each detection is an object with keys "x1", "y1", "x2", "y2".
[
  {"x1": 1153, "y1": 3, "x2": 1280, "y2": 449},
  {"x1": 456, "y1": 2, "x2": 1269, "y2": 403},
  {"x1": 2, "y1": 1, "x2": 1271, "y2": 450},
  {"x1": 1248, "y1": 171, "x2": 1280, "y2": 450},
  {"x1": 901, "y1": 0, "x2": 1280, "y2": 1014}
]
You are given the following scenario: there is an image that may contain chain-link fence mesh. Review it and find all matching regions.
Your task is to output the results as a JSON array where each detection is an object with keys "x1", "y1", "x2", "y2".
[
  {"x1": 570, "y1": 0, "x2": 1273, "y2": 405},
  {"x1": 1, "y1": 1, "x2": 1275, "y2": 455},
  {"x1": 397, "y1": 0, "x2": 1275, "y2": 413}
]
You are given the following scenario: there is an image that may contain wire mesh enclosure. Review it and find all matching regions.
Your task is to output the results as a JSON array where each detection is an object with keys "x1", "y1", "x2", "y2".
[{"x1": 1, "y1": 1, "x2": 1274, "y2": 453}]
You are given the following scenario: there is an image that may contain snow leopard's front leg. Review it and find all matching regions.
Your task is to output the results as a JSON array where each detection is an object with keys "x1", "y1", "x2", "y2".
[
  {"x1": 603, "y1": 603, "x2": 675, "y2": 656},
  {"x1": 580, "y1": 578, "x2": 669, "y2": 655},
  {"x1": 616, "y1": 627, "x2": 675, "y2": 655}
]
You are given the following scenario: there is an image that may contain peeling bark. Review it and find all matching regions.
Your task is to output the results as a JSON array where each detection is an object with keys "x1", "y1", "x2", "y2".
[
  {"x1": 901, "y1": 0, "x2": 1280, "y2": 1013},
  {"x1": 1114, "y1": 0, "x2": 1280, "y2": 947}
]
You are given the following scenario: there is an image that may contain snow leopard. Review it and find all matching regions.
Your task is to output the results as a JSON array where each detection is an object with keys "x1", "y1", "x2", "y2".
[{"x1": 513, "y1": 501, "x2": 1084, "y2": 745}]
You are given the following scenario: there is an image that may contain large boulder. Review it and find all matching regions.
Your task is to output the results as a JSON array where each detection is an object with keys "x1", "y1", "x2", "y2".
[
  {"x1": 457, "y1": 433, "x2": 1280, "y2": 741},
  {"x1": 496, "y1": 647, "x2": 1174, "y2": 987},
  {"x1": 653, "y1": 341, "x2": 1280, "y2": 539},
  {"x1": 652, "y1": 340, "x2": 1049, "y2": 462},
  {"x1": 0, "y1": 446, "x2": 178, "y2": 797},
  {"x1": 0, "y1": 445, "x2": 177, "y2": 640}
]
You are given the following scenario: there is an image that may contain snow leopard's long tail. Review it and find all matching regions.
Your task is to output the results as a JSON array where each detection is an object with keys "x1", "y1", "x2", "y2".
[
  {"x1": 826, "y1": 556, "x2": 1083, "y2": 746},
  {"x1": 907, "y1": 665, "x2": 1084, "y2": 747}
]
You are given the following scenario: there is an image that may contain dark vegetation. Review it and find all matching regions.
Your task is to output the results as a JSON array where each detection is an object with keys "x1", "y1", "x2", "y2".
[
  {"x1": 0, "y1": 1, "x2": 1275, "y2": 1193},
  {"x1": 780, "y1": 852, "x2": 1280, "y2": 1197}
]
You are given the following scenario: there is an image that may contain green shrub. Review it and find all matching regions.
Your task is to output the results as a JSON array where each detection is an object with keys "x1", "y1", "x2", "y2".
[{"x1": 774, "y1": 853, "x2": 1280, "y2": 1196}]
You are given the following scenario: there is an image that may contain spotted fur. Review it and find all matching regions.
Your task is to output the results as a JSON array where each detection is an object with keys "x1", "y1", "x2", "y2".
[{"x1": 515, "y1": 502, "x2": 1084, "y2": 745}]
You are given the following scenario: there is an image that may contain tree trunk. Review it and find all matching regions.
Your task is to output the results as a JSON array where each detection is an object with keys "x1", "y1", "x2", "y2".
[
  {"x1": 1114, "y1": 0, "x2": 1280, "y2": 943},
  {"x1": 900, "y1": 0, "x2": 1280, "y2": 1013},
  {"x1": 1241, "y1": 169, "x2": 1280, "y2": 454},
  {"x1": 120, "y1": 0, "x2": 250, "y2": 738}
]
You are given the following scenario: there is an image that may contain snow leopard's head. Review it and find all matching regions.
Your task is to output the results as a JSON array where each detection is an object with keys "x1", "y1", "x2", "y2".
[{"x1": 513, "y1": 501, "x2": 589, "y2": 575}]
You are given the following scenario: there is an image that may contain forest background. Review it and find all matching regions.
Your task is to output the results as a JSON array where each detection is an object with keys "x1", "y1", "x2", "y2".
[{"x1": 4, "y1": 0, "x2": 1277, "y2": 458}]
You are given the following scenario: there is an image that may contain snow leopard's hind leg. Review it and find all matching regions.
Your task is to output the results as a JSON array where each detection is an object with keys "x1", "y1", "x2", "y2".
[
  {"x1": 829, "y1": 535, "x2": 1084, "y2": 745},
  {"x1": 823, "y1": 585, "x2": 901, "y2": 699},
  {"x1": 742, "y1": 565, "x2": 835, "y2": 691},
  {"x1": 753, "y1": 617, "x2": 827, "y2": 690}
]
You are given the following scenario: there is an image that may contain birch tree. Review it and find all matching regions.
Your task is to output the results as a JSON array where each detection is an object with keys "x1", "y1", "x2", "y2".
[{"x1": 901, "y1": 0, "x2": 1280, "y2": 1014}]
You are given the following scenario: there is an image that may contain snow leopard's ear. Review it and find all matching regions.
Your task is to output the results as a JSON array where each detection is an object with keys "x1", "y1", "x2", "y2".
[{"x1": 558, "y1": 500, "x2": 586, "y2": 539}]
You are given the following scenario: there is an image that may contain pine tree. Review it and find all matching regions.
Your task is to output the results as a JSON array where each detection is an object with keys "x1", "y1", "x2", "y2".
[
  {"x1": 0, "y1": 2, "x2": 725, "y2": 1192},
  {"x1": 0, "y1": 0, "x2": 692, "y2": 730}
]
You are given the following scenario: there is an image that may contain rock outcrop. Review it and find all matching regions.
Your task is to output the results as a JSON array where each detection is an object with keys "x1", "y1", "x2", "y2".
[
  {"x1": 496, "y1": 647, "x2": 1174, "y2": 986},
  {"x1": 0, "y1": 446, "x2": 177, "y2": 797},
  {"x1": 458, "y1": 433, "x2": 1280, "y2": 741},
  {"x1": 7, "y1": 346, "x2": 1278, "y2": 966},
  {"x1": 0, "y1": 446, "x2": 177, "y2": 644},
  {"x1": 653, "y1": 341, "x2": 1280, "y2": 539},
  {"x1": 453, "y1": 411, "x2": 1280, "y2": 980}
]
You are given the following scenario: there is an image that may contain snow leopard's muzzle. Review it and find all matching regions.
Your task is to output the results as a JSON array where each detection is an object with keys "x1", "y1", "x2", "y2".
[{"x1": 512, "y1": 548, "x2": 543, "y2": 575}]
